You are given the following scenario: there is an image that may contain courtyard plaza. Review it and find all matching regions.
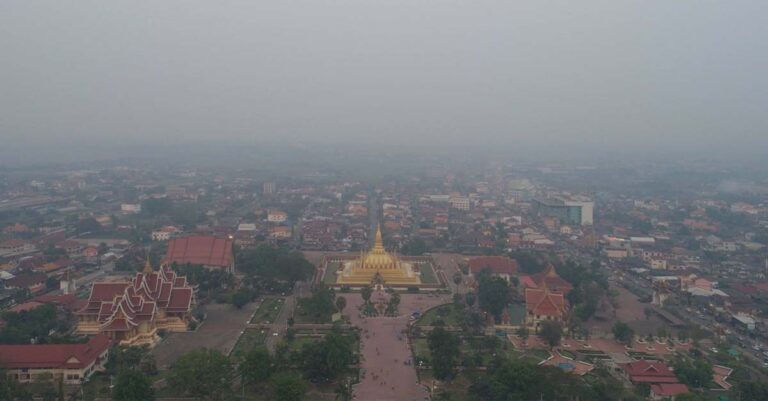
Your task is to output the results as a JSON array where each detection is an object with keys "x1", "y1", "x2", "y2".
[{"x1": 346, "y1": 290, "x2": 450, "y2": 401}]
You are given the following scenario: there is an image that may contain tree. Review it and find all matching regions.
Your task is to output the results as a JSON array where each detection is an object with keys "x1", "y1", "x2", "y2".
[
  {"x1": 427, "y1": 327, "x2": 460, "y2": 380},
  {"x1": 335, "y1": 296, "x2": 347, "y2": 314},
  {"x1": 76, "y1": 217, "x2": 102, "y2": 234},
  {"x1": 240, "y1": 348, "x2": 273, "y2": 385},
  {"x1": 0, "y1": 304, "x2": 58, "y2": 344},
  {"x1": 465, "y1": 292, "x2": 476, "y2": 308},
  {"x1": 516, "y1": 326, "x2": 529, "y2": 344},
  {"x1": 298, "y1": 287, "x2": 336, "y2": 323},
  {"x1": 612, "y1": 322, "x2": 634, "y2": 345},
  {"x1": 452, "y1": 272, "x2": 462, "y2": 286},
  {"x1": 167, "y1": 349, "x2": 233, "y2": 401},
  {"x1": 477, "y1": 274, "x2": 509, "y2": 322},
  {"x1": 401, "y1": 238, "x2": 427, "y2": 256},
  {"x1": 538, "y1": 320, "x2": 562, "y2": 349},
  {"x1": 270, "y1": 372, "x2": 306, "y2": 401},
  {"x1": 232, "y1": 288, "x2": 254, "y2": 309},
  {"x1": 361, "y1": 286, "x2": 372, "y2": 304},
  {"x1": 112, "y1": 370, "x2": 155, "y2": 401},
  {"x1": 469, "y1": 358, "x2": 595, "y2": 401},
  {"x1": 301, "y1": 328, "x2": 354, "y2": 382},
  {"x1": 675, "y1": 392, "x2": 708, "y2": 401},
  {"x1": 672, "y1": 357, "x2": 713, "y2": 389},
  {"x1": 735, "y1": 380, "x2": 768, "y2": 401}
]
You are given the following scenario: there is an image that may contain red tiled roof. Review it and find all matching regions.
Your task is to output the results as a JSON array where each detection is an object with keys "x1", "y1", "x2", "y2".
[
  {"x1": 165, "y1": 235, "x2": 233, "y2": 268},
  {"x1": 622, "y1": 361, "x2": 677, "y2": 383},
  {"x1": 80, "y1": 266, "x2": 193, "y2": 333},
  {"x1": 525, "y1": 288, "x2": 567, "y2": 317},
  {"x1": 650, "y1": 383, "x2": 688, "y2": 396},
  {"x1": 469, "y1": 256, "x2": 519, "y2": 276},
  {"x1": 5, "y1": 273, "x2": 47, "y2": 289},
  {"x1": 531, "y1": 264, "x2": 573, "y2": 293},
  {"x1": 0, "y1": 334, "x2": 111, "y2": 369}
]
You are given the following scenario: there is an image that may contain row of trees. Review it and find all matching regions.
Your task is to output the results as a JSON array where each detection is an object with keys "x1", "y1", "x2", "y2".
[{"x1": 238, "y1": 244, "x2": 315, "y2": 286}]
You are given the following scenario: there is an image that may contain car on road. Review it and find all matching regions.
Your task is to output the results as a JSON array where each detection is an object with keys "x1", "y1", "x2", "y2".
[{"x1": 273, "y1": 332, "x2": 279, "y2": 337}]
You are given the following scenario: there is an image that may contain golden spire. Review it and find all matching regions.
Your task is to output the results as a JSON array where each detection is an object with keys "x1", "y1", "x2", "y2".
[
  {"x1": 374, "y1": 225, "x2": 384, "y2": 250},
  {"x1": 143, "y1": 249, "x2": 153, "y2": 274}
]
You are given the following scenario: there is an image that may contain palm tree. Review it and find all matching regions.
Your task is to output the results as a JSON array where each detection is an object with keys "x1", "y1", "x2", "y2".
[{"x1": 361, "y1": 286, "x2": 372, "y2": 304}]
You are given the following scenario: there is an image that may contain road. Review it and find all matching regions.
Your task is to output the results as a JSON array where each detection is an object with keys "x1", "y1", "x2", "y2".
[{"x1": 265, "y1": 280, "x2": 311, "y2": 353}]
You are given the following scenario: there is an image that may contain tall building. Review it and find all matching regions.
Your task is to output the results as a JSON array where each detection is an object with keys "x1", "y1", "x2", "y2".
[
  {"x1": 533, "y1": 197, "x2": 594, "y2": 226},
  {"x1": 263, "y1": 181, "x2": 276, "y2": 195}
]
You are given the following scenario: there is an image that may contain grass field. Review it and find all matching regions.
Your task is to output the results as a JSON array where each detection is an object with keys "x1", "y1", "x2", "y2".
[
  {"x1": 415, "y1": 304, "x2": 463, "y2": 326},
  {"x1": 250, "y1": 297, "x2": 285, "y2": 324},
  {"x1": 416, "y1": 261, "x2": 439, "y2": 284},
  {"x1": 231, "y1": 328, "x2": 267, "y2": 357},
  {"x1": 411, "y1": 337, "x2": 517, "y2": 367},
  {"x1": 323, "y1": 262, "x2": 341, "y2": 284}
]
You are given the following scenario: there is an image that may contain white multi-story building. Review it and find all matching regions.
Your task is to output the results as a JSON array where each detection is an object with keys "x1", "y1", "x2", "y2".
[{"x1": 449, "y1": 196, "x2": 470, "y2": 211}]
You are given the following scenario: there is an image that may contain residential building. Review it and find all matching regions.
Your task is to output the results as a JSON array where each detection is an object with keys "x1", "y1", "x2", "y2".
[
  {"x1": 165, "y1": 235, "x2": 235, "y2": 272},
  {"x1": 267, "y1": 210, "x2": 288, "y2": 223},
  {"x1": 120, "y1": 203, "x2": 142, "y2": 214},
  {"x1": 0, "y1": 334, "x2": 111, "y2": 384},
  {"x1": 467, "y1": 256, "x2": 519, "y2": 283}
]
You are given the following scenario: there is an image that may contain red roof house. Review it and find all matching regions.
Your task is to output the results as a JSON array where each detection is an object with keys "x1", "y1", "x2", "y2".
[
  {"x1": 165, "y1": 235, "x2": 234, "y2": 272},
  {"x1": 650, "y1": 383, "x2": 689, "y2": 400},
  {"x1": 468, "y1": 256, "x2": 518, "y2": 283},
  {"x1": 0, "y1": 334, "x2": 111, "y2": 384},
  {"x1": 621, "y1": 360, "x2": 679, "y2": 384}
]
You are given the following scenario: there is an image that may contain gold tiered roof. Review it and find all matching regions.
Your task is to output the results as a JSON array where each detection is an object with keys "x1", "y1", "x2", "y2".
[
  {"x1": 361, "y1": 227, "x2": 398, "y2": 270},
  {"x1": 336, "y1": 224, "x2": 420, "y2": 285}
]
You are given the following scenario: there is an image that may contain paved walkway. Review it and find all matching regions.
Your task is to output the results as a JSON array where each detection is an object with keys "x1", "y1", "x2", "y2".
[{"x1": 347, "y1": 292, "x2": 449, "y2": 401}]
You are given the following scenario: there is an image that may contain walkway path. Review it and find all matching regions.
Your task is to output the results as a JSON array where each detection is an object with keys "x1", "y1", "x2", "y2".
[{"x1": 347, "y1": 292, "x2": 449, "y2": 401}]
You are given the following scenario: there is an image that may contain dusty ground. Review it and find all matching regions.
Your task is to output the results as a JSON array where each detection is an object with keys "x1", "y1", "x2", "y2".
[
  {"x1": 152, "y1": 302, "x2": 258, "y2": 368},
  {"x1": 586, "y1": 285, "x2": 667, "y2": 336}
]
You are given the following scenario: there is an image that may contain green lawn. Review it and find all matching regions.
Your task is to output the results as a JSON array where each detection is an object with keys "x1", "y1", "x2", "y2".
[
  {"x1": 415, "y1": 304, "x2": 463, "y2": 327},
  {"x1": 250, "y1": 297, "x2": 285, "y2": 324},
  {"x1": 323, "y1": 262, "x2": 341, "y2": 284},
  {"x1": 419, "y1": 370, "x2": 474, "y2": 401},
  {"x1": 293, "y1": 301, "x2": 333, "y2": 324},
  {"x1": 416, "y1": 261, "x2": 439, "y2": 284},
  {"x1": 412, "y1": 337, "x2": 517, "y2": 367},
  {"x1": 231, "y1": 328, "x2": 268, "y2": 357}
]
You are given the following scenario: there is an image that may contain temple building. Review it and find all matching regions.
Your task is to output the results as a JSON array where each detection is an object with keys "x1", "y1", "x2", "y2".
[
  {"x1": 335, "y1": 225, "x2": 421, "y2": 286},
  {"x1": 76, "y1": 261, "x2": 194, "y2": 346},
  {"x1": 522, "y1": 264, "x2": 574, "y2": 294},
  {"x1": 524, "y1": 283, "x2": 568, "y2": 330}
]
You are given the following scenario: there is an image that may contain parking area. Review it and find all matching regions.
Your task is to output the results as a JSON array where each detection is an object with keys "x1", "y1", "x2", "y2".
[{"x1": 152, "y1": 302, "x2": 258, "y2": 368}]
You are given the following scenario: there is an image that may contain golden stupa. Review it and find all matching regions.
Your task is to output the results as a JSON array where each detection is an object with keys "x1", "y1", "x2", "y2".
[{"x1": 336, "y1": 225, "x2": 420, "y2": 285}]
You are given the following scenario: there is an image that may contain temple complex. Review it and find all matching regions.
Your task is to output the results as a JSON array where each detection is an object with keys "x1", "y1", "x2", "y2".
[
  {"x1": 76, "y1": 261, "x2": 194, "y2": 346},
  {"x1": 335, "y1": 225, "x2": 421, "y2": 286}
]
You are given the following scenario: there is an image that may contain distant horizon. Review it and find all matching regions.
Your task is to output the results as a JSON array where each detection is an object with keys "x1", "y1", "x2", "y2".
[{"x1": 2, "y1": 1, "x2": 767, "y2": 166}]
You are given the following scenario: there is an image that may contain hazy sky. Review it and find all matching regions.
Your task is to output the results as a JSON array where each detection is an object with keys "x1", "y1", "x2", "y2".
[{"x1": 1, "y1": 1, "x2": 767, "y2": 162}]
